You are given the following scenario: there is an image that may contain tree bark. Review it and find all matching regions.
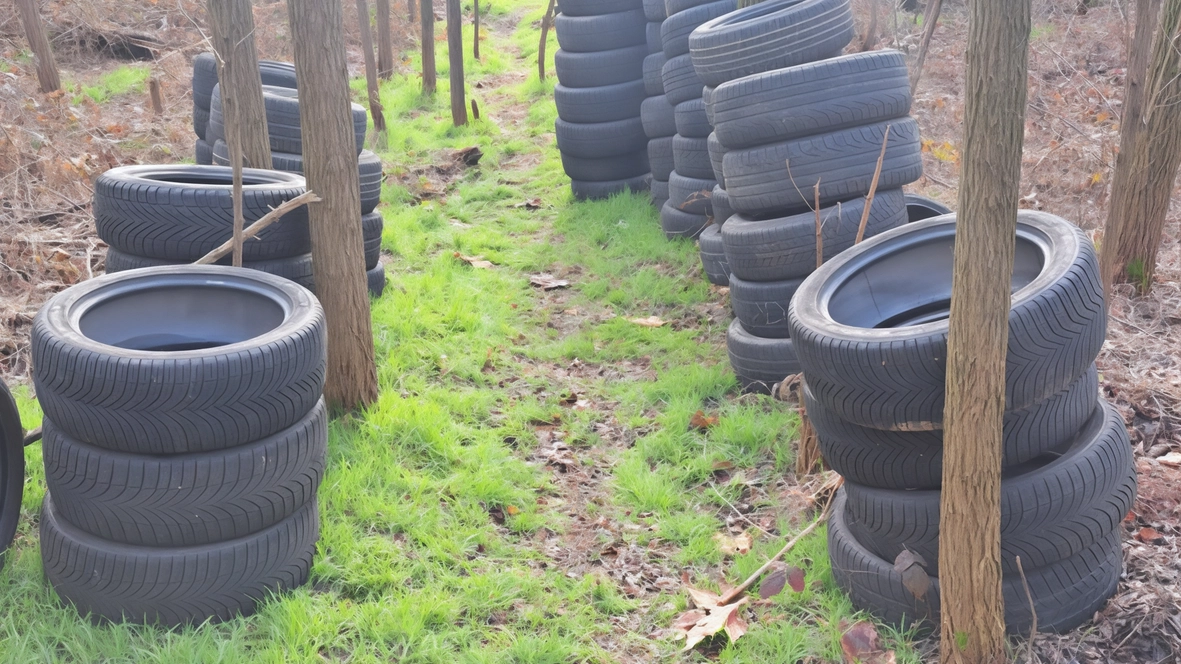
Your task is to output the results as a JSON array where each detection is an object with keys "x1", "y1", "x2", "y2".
[
  {"x1": 15, "y1": 0, "x2": 60, "y2": 93},
  {"x1": 1102, "y1": 0, "x2": 1181, "y2": 295},
  {"x1": 421, "y1": 0, "x2": 436, "y2": 94},
  {"x1": 286, "y1": 0, "x2": 379, "y2": 410},
  {"x1": 446, "y1": 0, "x2": 468, "y2": 126},
  {"x1": 473, "y1": 0, "x2": 481, "y2": 60},
  {"x1": 910, "y1": 0, "x2": 943, "y2": 93},
  {"x1": 207, "y1": 0, "x2": 272, "y2": 170},
  {"x1": 939, "y1": 0, "x2": 1030, "y2": 662},
  {"x1": 539, "y1": 0, "x2": 557, "y2": 80},
  {"x1": 409, "y1": 0, "x2": 418, "y2": 23},
  {"x1": 375, "y1": 0, "x2": 395, "y2": 79},
  {"x1": 355, "y1": 0, "x2": 389, "y2": 148}
]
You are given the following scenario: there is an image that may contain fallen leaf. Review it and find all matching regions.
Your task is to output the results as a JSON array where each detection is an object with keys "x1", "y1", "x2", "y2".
[
  {"x1": 682, "y1": 597, "x2": 749, "y2": 651},
  {"x1": 684, "y1": 585, "x2": 721, "y2": 610},
  {"x1": 759, "y1": 566, "x2": 787, "y2": 599},
  {"x1": 723, "y1": 607, "x2": 748, "y2": 642},
  {"x1": 1136, "y1": 527, "x2": 1165, "y2": 544},
  {"x1": 514, "y1": 198, "x2": 542, "y2": 209},
  {"x1": 629, "y1": 316, "x2": 666, "y2": 327},
  {"x1": 714, "y1": 531, "x2": 753, "y2": 556},
  {"x1": 671, "y1": 610, "x2": 706, "y2": 636},
  {"x1": 787, "y1": 566, "x2": 806, "y2": 593},
  {"x1": 840, "y1": 620, "x2": 896, "y2": 663},
  {"x1": 454, "y1": 252, "x2": 493, "y2": 269},
  {"x1": 1158, "y1": 452, "x2": 1181, "y2": 467},
  {"x1": 505, "y1": 505, "x2": 521, "y2": 516},
  {"x1": 689, "y1": 410, "x2": 719, "y2": 430},
  {"x1": 711, "y1": 460, "x2": 734, "y2": 471},
  {"x1": 530, "y1": 273, "x2": 570, "y2": 290},
  {"x1": 893, "y1": 551, "x2": 930, "y2": 599}
]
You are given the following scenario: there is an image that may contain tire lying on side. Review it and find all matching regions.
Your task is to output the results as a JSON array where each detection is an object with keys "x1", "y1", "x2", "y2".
[
  {"x1": 660, "y1": 201, "x2": 709, "y2": 239},
  {"x1": 0, "y1": 379, "x2": 22, "y2": 574},
  {"x1": 571, "y1": 174, "x2": 652, "y2": 201},
  {"x1": 212, "y1": 144, "x2": 383, "y2": 215},
  {"x1": 726, "y1": 319, "x2": 800, "y2": 394},
  {"x1": 194, "y1": 138, "x2": 213, "y2": 165},
  {"x1": 904, "y1": 193, "x2": 952, "y2": 222},
  {"x1": 661, "y1": 0, "x2": 737, "y2": 58},
  {"x1": 556, "y1": 117, "x2": 649, "y2": 159},
  {"x1": 258, "y1": 86, "x2": 367, "y2": 156},
  {"x1": 707, "y1": 132, "x2": 726, "y2": 186},
  {"x1": 698, "y1": 223, "x2": 729, "y2": 286},
  {"x1": 673, "y1": 99, "x2": 712, "y2": 139},
  {"x1": 661, "y1": 53, "x2": 706, "y2": 106},
  {"x1": 367, "y1": 263, "x2": 387, "y2": 297},
  {"x1": 788, "y1": 211, "x2": 1107, "y2": 430},
  {"x1": 651, "y1": 178, "x2": 670, "y2": 208},
  {"x1": 561, "y1": 150, "x2": 651, "y2": 181},
  {"x1": 643, "y1": 0, "x2": 667, "y2": 21},
  {"x1": 641, "y1": 95, "x2": 677, "y2": 139},
  {"x1": 643, "y1": 52, "x2": 668, "y2": 96},
  {"x1": 559, "y1": 0, "x2": 643, "y2": 17},
  {"x1": 104, "y1": 248, "x2": 316, "y2": 291},
  {"x1": 362, "y1": 211, "x2": 383, "y2": 270},
  {"x1": 193, "y1": 106, "x2": 211, "y2": 141},
  {"x1": 711, "y1": 185, "x2": 732, "y2": 224},
  {"x1": 668, "y1": 171, "x2": 716, "y2": 216},
  {"x1": 32, "y1": 266, "x2": 327, "y2": 455},
  {"x1": 554, "y1": 79, "x2": 648, "y2": 124},
  {"x1": 555, "y1": 9, "x2": 648, "y2": 52},
  {"x1": 555, "y1": 45, "x2": 649, "y2": 88},
  {"x1": 648, "y1": 136, "x2": 675, "y2": 181},
  {"x1": 672, "y1": 135, "x2": 714, "y2": 180},
  {"x1": 728, "y1": 274, "x2": 805, "y2": 338}
]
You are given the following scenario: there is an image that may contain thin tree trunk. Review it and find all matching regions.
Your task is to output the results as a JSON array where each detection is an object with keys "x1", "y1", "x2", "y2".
[
  {"x1": 473, "y1": 0, "x2": 481, "y2": 60},
  {"x1": 446, "y1": 0, "x2": 468, "y2": 125},
  {"x1": 207, "y1": 0, "x2": 272, "y2": 170},
  {"x1": 421, "y1": 0, "x2": 436, "y2": 94},
  {"x1": 355, "y1": 0, "x2": 389, "y2": 148},
  {"x1": 539, "y1": 0, "x2": 557, "y2": 80},
  {"x1": 861, "y1": 0, "x2": 880, "y2": 51},
  {"x1": 286, "y1": 0, "x2": 379, "y2": 410},
  {"x1": 939, "y1": 0, "x2": 1030, "y2": 661},
  {"x1": 15, "y1": 0, "x2": 60, "y2": 93},
  {"x1": 1102, "y1": 0, "x2": 1181, "y2": 294},
  {"x1": 910, "y1": 0, "x2": 943, "y2": 93},
  {"x1": 375, "y1": 0, "x2": 394, "y2": 79},
  {"x1": 409, "y1": 0, "x2": 418, "y2": 23}
]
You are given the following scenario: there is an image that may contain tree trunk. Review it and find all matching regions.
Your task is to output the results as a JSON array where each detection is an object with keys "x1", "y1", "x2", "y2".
[
  {"x1": 910, "y1": 0, "x2": 943, "y2": 93},
  {"x1": 207, "y1": 0, "x2": 272, "y2": 170},
  {"x1": 473, "y1": 0, "x2": 481, "y2": 60},
  {"x1": 539, "y1": 0, "x2": 557, "y2": 80},
  {"x1": 409, "y1": 0, "x2": 418, "y2": 23},
  {"x1": 446, "y1": 0, "x2": 468, "y2": 126},
  {"x1": 421, "y1": 0, "x2": 436, "y2": 94},
  {"x1": 286, "y1": 0, "x2": 380, "y2": 410},
  {"x1": 15, "y1": 0, "x2": 60, "y2": 93},
  {"x1": 375, "y1": 0, "x2": 395, "y2": 79},
  {"x1": 355, "y1": 0, "x2": 389, "y2": 148},
  {"x1": 1102, "y1": 0, "x2": 1181, "y2": 295},
  {"x1": 939, "y1": 0, "x2": 1030, "y2": 662}
]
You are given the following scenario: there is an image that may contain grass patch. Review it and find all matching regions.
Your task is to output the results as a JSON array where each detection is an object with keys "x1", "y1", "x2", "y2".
[{"x1": 73, "y1": 65, "x2": 150, "y2": 105}]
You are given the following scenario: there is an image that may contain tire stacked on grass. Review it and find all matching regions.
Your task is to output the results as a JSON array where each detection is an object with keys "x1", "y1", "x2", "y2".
[
  {"x1": 554, "y1": 1, "x2": 652, "y2": 200},
  {"x1": 33, "y1": 266, "x2": 327, "y2": 626},
  {"x1": 641, "y1": 0, "x2": 672, "y2": 209},
  {"x1": 787, "y1": 211, "x2": 1134, "y2": 634},
  {"x1": 191, "y1": 53, "x2": 298, "y2": 165}
]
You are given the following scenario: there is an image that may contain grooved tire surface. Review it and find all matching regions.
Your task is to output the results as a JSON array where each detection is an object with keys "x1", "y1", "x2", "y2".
[
  {"x1": 688, "y1": 0, "x2": 855, "y2": 87},
  {"x1": 571, "y1": 173, "x2": 651, "y2": 200},
  {"x1": 724, "y1": 118, "x2": 922, "y2": 214},
  {"x1": 661, "y1": 0, "x2": 736, "y2": 58},
  {"x1": 722, "y1": 188, "x2": 907, "y2": 281},
  {"x1": 0, "y1": 379, "x2": 22, "y2": 573},
  {"x1": 191, "y1": 53, "x2": 219, "y2": 111},
  {"x1": 642, "y1": 95, "x2": 677, "y2": 139},
  {"x1": 660, "y1": 201, "x2": 709, "y2": 239},
  {"x1": 557, "y1": 117, "x2": 649, "y2": 158},
  {"x1": 555, "y1": 10, "x2": 648, "y2": 52},
  {"x1": 193, "y1": 106, "x2": 210, "y2": 141},
  {"x1": 43, "y1": 401, "x2": 326, "y2": 547},
  {"x1": 707, "y1": 132, "x2": 726, "y2": 186},
  {"x1": 104, "y1": 248, "x2": 316, "y2": 291},
  {"x1": 561, "y1": 149, "x2": 650, "y2": 181},
  {"x1": 555, "y1": 45, "x2": 649, "y2": 88},
  {"x1": 811, "y1": 365, "x2": 1101, "y2": 490},
  {"x1": 698, "y1": 223, "x2": 729, "y2": 285},
  {"x1": 828, "y1": 489, "x2": 1122, "y2": 634},
  {"x1": 554, "y1": 79, "x2": 647, "y2": 124},
  {"x1": 711, "y1": 185, "x2": 732, "y2": 224},
  {"x1": 651, "y1": 178, "x2": 670, "y2": 208},
  {"x1": 255, "y1": 86, "x2": 367, "y2": 156},
  {"x1": 668, "y1": 171, "x2": 716, "y2": 215},
  {"x1": 648, "y1": 136, "x2": 675, "y2": 180},
  {"x1": 788, "y1": 212, "x2": 1107, "y2": 429},
  {"x1": 41, "y1": 495, "x2": 318, "y2": 627},
  {"x1": 367, "y1": 263, "x2": 386, "y2": 297},
  {"x1": 674, "y1": 98, "x2": 712, "y2": 138},
  {"x1": 711, "y1": 50, "x2": 911, "y2": 150},
  {"x1": 643, "y1": 53, "x2": 668, "y2": 95},
  {"x1": 32, "y1": 267, "x2": 327, "y2": 455},
  {"x1": 214, "y1": 145, "x2": 382, "y2": 215},
  {"x1": 560, "y1": 0, "x2": 643, "y2": 16},
  {"x1": 729, "y1": 275, "x2": 805, "y2": 338},
  {"x1": 644, "y1": 0, "x2": 667, "y2": 21},
  {"x1": 94, "y1": 165, "x2": 311, "y2": 262},
  {"x1": 727, "y1": 319, "x2": 800, "y2": 394},
  {"x1": 666, "y1": 0, "x2": 715, "y2": 14},
  {"x1": 195, "y1": 138, "x2": 212, "y2": 165},
  {"x1": 362, "y1": 212, "x2": 383, "y2": 270},
  {"x1": 661, "y1": 53, "x2": 706, "y2": 105},
  {"x1": 672, "y1": 135, "x2": 714, "y2": 179}
]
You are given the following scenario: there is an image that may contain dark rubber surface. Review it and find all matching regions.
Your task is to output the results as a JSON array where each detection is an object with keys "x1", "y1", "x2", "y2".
[
  {"x1": 561, "y1": 149, "x2": 650, "y2": 181},
  {"x1": 0, "y1": 379, "x2": 22, "y2": 573},
  {"x1": 641, "y1": 95, "x2": 677, "y2": 139},
  {"x1": 660, "y1": 200, "x2": 709, "y2": 239},
  {"x1": 729, "y1": 274, "x2": 805, "y2": 338},
  {"x1": 367, "y1": 263, "x2": 386, "y2": 297},
  {"x1": 668, "y1": 171, "x2": 716, "y2": 216},
  {"x1": 697, "y1": 222, "x2": 729, "y2": 286},
  {"x1": 726, "y1": 318, "x2": 800, "y2": 394},
  {"x1": 571, "y1": 173, "x2": 652, "y2": 200},
  {"x1": 362, "y1": 211, "x2": 383, "y2": 270},
  {"x1": 555, "y1": 45, "x2": 649, "y2": 88},
  {"x1": 661, "y1": 0, "x2": 736, "y2": 58},
  {"x1": 673, "y1": 98, "x2": 711, "y2": 138},
  {"x1": 554, "y1": 79, "x2": 647, "y2": 124},
  {"x1": 661, "y1": 53, "x2": 706, "y2": 106},
  {"x1": 104, "y1": 248, "x2": 316, "y2": 291},
  {"x1": 648, "y1": 136, "x2": 675, "y2": 180},
  {"x1": 555, "y1": 9, "x2": 648, "y2": 52},
  {"x1": 672, "y1": 135, "x2": 714, "y2": 179},
  {"x1": 557, "y1": 117, "x2": 649, "y2": 158}
]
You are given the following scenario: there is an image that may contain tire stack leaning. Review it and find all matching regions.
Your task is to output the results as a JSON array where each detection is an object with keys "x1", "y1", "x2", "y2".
[
  {"x1": 207, "y1": 83, "x2": 387, "y2": 296},
  {"x1": 658, "y1": 0, "x2": 734, "y2": 240},
  {"x1": 553, "y1": 1, "x2": 652, "y2": 200},
  {"x1": 640, "y1": 0, "x2": 674, "y2": 210},
  {"x1": 788, "y1": 211, "x2": 1135, "y2": 634},
  {"x1": 33, "y1": 265, "x2": 327, "y2": 626},
  {"x1": 191, "y1": 53, "x2": 298, "y2": 166}
]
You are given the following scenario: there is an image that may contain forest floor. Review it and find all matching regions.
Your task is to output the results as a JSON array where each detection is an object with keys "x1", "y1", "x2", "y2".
[{"x1": 0, "y1": 0, "x2": 1179, "y2": 662}]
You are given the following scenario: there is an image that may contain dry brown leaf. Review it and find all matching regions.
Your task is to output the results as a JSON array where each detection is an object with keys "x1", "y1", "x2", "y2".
[
  {"x1": 714, "y1": 531, "x2": 753, "y2": 556},
  {"x1": 671, "y1": 610, "x2": 706, "y2": 636},
  {"x1": 840, "y1": 621, "x2": 896, "y2": 664},
  {"x1": 893, "y1": 550, "x2": 930, "y2": 599},
  {"x1": 1136, "y1": 527, "x2": 1165, "y2": 544},
  {"x1": 529, "y1": 273, "x2": 570, "y2": 290},
  {"x1": 759, "y1": 565, "x2": 786, "y2": 599},
  {"x1": 723, "y1": 606, "x2": 748, "y2": 642},
  {"x1": 685, "y1": 585, "x2": 721, "y2": 610},
  {"x1": 513, "y1": 198, "x2": 542, "y2": 209},
  {"x1": 787, "y1": 566, "x2": 806, "y2": 593},
  {"x1": 629, "y1": 316, "x2": 666, "y2": 327},
  {"x1": 454, "y1": 252, "x2": 493, "y2": 269},
  {"x1": 690, "y1": 410, "x2": 719, "y2": 430},
  {"x1": 505, "y1": 505, "x2": 520, "y2": 516},
  {"x1": 682, "y1": 597, "x2": 749, "y2": 651},
  {"x1": 1158, "y1": 452, "x2": 1181, "y2": 467}
]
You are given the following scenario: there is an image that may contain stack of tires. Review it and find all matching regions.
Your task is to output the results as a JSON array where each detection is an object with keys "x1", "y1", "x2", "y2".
[
  {"x1": 33, "y1": 266, "x2": 327, "y2": 626},
  {"x1": 640, "y1": 0, "x2": 673, "y2": 209},
  {"x1": 207, "y1": 84, "x2": 387, "y2": 296},
  {"x1": 788, "y1": 211, "x2": 1135, "y2": 634},
  {"x1": 553, "y1": 1, "x2": 652, "y2": 200},
  {"x1": 191, "y1": 53, "x2": 298, "y2": 166},
  {"x1": 657, "y1": 0, "x2": 734, "y2": 239}
]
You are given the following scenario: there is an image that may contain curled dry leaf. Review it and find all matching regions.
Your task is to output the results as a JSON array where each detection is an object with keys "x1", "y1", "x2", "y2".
[
  {"x1": 682, "y1": 597, "x2": 750, "y2": 651},
  {"x1": 454, "y1": 252, "x2": 493, "y2": 269},
  {"x1": 786, "y1": 566, "x2": 806, "y2": 593},
  {"x1": 840, "y1": 620, "x2": 896, "y2": 664},
  {"x1": 758, "y1": 565, "x2": 787, "y2": 599},
  {"x1": 714, "y1": 531, "x2": 753, "y2": 556},
  {"x1": 529, "y1": 273, "x2": 570, "y2": 290},
  {"x1": 690, "y1": 410, "x2": 719, "y2": 430},
  {"x1": 893, "y1": 550, "x2": 931, "y2": 599},
  {"x1": 629, "y1": 316, "x2": 666, "y2": 328},
  {"x1": 1136, "y1": 527, "x2": 1166, "y2": 544}
]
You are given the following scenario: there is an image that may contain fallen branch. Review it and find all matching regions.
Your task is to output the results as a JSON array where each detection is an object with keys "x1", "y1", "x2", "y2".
[
  {"x1": 910, "y1": 0, "x2": 943, "y2": 93},
  {"x1": 855, "y1": 125, "x2": 891, "y2": 245},
  {"x1": 538, "y1": 0, "x2": 557, "y2": 80},
  {"x1": 194, "y1": 191, "x2": 320, "y2": 265},
  {"x1": 1015, "y1": 556, "x2": 1038, "y2": 664}
]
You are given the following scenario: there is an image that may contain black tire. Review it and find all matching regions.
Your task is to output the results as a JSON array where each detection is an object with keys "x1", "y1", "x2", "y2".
[
  {"x1": 721, "y1": 188, "x2": 907, "y2": 281},
  {"x1": 661, "y1": 53, "x2": 706, "y2": 106},
  {"x1": 651, "y1": 178, "x2": 670, "y2": 208},
  {"x1": 94, "y1": 165, "x2": 311, "y2": 262},
  {"x1": 661, "y1": 0, "x2": 736, "y2": 58},
  {"x1": 688, "y1": 0, "x2": 855, "y2": 87},
  {"x1": 904, "y1": 193, "x2": 952, "y2": 222},
  {"x1": 32, "y1": 266, "x2": 327, "y2": 455},
  {"x1": 644, "y1": 0, "x2": 667, "y2": 21},
  {"x1": 560, "y1": 0, "x2": 642, "y2": 16},
  {"x1": 727, "y1": 319, "x2": 799, "y2": 394},
  {"x1": 810, "y1": 365, "x2": 1101, "y2": 491},
  {"x1": 648, "y1": 136, "x2": 675, "y2": 180},
  {"x1": 195, "y1": 138, "x2": 213, "y2": 165},
  {"x1": 557, "y1": 117, "x2": 649, "y2": 158},
  {"x1": 666, "y1": 0, "x2": 716, "y2": 14},
  {"x1": 0, "y1": 379, "x2": 22, "y2": 573},
  {"x1": 43, "y1": 400, "x2": 326, "y2": 547},
  {"x1": 104, "y1": 248, "x2": 316, "y2": 291},
  {"x1": 258, "y1": 60, "x2": 299, "y2": 90},
  {"x1": 673, "y1": 98, "x2": 712, "y2": 138},
  {"x1": 554, "y1": 79, "x2": 647, "y2": 124},
  {"x1": 643, "y1": 52, "x2": 668, "y2": 96},
  {"x1": 358, "y1": 150, "x2": 383, "y2": 215},
  {"x1": 728, "y1": 274, "x2": 804, "y2": 338},
  {"x1": 707, "y1": 132, "x2": 726, "y2": 186},
  {"x1": 555, "y1": 9, "x2": 648, "y2": 52},
  {"x1": 828, "y1": 489, "x2": 1123, "y2": 635},
  {"x1": 698, "y1": 223, "x2": 730, "y2": 286},
  {"x1": 571, "y1": 173, "x2": 651, "y2": 200},
  {"x1": 367, "y1": 263, "x2": 386, "y2": 297},
  {"x1": 711, "y1": 185, "x2": 732, "y2": 224},
  {"x1": 660, "y1": 201, "x2": 709, "y2": 239},
  {"x1": 702, "y1": 84, "x2": 716, "y2": 122},
  {"x1": 561, "y1": 149, "x2": 650, "y2": 181},
  {"x1": 646, "y1": 20, "x2": 663, "y2": 54},
  {"x1": 711, "y1": 50, "x2": 911, "y2": 150},
  {"x1": 641, "y1": 95, "x2": 677, "y2": 139},
  {"x1": 554, "y1": 45, "x2": 649, "y2": 88},
  {"x1": 788, "y1": 211, "x2": 1107, "y2": 429},
  {"x1": 192, "y1": 53, "x2": 219, "y2": 111},
  {"x1": 672, "y1": 135, "x2": 714, "y2": 179},
  {"x1": 41, "y1": 495, "x2": 318, "y2": 627},
  {"x1": 256, "y1": 85, "x2": 367, "y2": 156},
  {"x1": 193, "y1": 106, "x2": 210, "y2": 141},
  {"x1": 362, "y1": 211, "x2": 383, "y2": 270},
  {"x1": 724, "y1": 118, "x2": 923, "y2": 215},
  {"x1": 668, "y1": 171, "x2": 716, "y2": 215}
]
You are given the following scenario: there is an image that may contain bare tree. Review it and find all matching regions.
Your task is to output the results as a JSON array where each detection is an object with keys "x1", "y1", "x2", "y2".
[
  {"x1": 207, "y1": 0, "x2": 272, "y2": 170},
  {"x1": 16, "y1": 0, "x2": 60, "y2": 93},
  {"x1": 538, "y1": 0, "x2": 557, "y2": 80},
  {"x1": 409, "y1": 0, "x2": 418, "y2": 23},
  {"x1": 286, "y1": 0, "x2": 380, "y2": 410},
  {"x1": 446, "y1": 0, "x2": 467, "y2": 125},
  {"x1": 473, "y1": 0, "x2": 481, "y2": 60},
  {"x1": 355, "y1": 0, "x2": 389, "y2": 148},
  {"x1": 375, "y1": 0, "x2": 395, "y2": 79},
  {"x1": 422, "y1": 0, "x2": 436, "y2": 94},
  {"x1": 939, "y1": 0, "x2": 1031, "y2": 662}
]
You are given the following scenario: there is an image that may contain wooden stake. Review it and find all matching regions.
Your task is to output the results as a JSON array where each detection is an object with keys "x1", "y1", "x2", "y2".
[
  {"x1": 446, "y1": 0, "x2": 467, "y2": 126},
  {"x1": 539, "y1": 0, "x2": 557, "y2": 80},
  {"x1": 471, "y1": 98, "x2": 480, "y2": 120},
  {"x1": 148, "y1": 77, "x2": 164, "y2": 114},
  {"x1": 15, "y1": 0, "x2": 60, "y2": 93},
  {"x1": 355, "y1": 0, "x2": 389, "y2": 148},
  {"x1": 855, "y1": 125, "x2": 891, "y2": 245},
  {"x1": 194, "y1": 191, "x2": 321, "y2": 265}
]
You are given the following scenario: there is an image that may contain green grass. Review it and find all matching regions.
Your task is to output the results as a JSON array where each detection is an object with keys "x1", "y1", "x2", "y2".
[
  {"x1": 72, "y1": 65, "x2": 150, "y2": 105},
  {"x1": 0, "y1": 5, "x2": 921, "y2": 662}
]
